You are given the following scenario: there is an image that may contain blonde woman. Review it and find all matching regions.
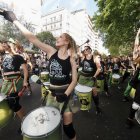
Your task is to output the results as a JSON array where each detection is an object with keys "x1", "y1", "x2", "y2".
[{"x1": 1, "y1": 11, "x2": 77, "y2": 139}]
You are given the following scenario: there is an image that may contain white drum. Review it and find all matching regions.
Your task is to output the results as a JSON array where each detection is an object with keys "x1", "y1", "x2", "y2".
[
  {"x1": 75, "y1": 84, "x2": 92, "y2": 111},
  {"x1": 0, "y1": 94, "x2": 13, "y2": 128},
  {"x1": 21, "y1": 106, "x2": 62, "y2": 140},
  {"x1": 112, "y1": 74, "x2": 120, "y2": 84}
]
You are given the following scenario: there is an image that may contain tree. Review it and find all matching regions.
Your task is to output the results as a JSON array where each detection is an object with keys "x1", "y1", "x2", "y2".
[
  {"x1": 0, "y1": 16, "x2": 34, "y2": 47},
  {"x1": 32, "y1": 31, "x2": 56, "y2": 51},
  {"x1": 93, "y1": 0, "x2": 140, "y2": 56}
]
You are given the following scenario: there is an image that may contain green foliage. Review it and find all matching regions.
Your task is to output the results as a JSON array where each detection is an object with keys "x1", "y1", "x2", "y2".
[
  {"x1": 32, "y1": 31, "x2": 56, "y2": 51},
  {"x1": 93, "y1": 0, "x2": 140, "y2": 56},
  {"x1": 0, "y1": 17, "x2": 33, "y2": 47},
  {"x1": 37, "y1": 31, "x2": 56, "y2": 47}
]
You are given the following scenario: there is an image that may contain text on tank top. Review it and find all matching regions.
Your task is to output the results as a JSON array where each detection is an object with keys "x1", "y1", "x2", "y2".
[
  {"x1": 49, "y1": 51, "x2": 71, "y2": 85},
  {"x1": 82, "y1": 56, "x2": 97, "y2": 75}
]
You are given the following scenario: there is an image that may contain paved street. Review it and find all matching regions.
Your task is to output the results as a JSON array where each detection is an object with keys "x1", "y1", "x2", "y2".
[{"x1": 0, "y1": 82, "x2": 140, "y2": 140}]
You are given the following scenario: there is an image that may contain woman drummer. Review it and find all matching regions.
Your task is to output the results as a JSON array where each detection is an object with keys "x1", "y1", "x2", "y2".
[
  {"x1": 126, "y1": 28, "x2": 140, "y2": 128},
  {"x1": 0, "y1": 41, "x2": 28, "y2": 122},
  {"x1": 78, "y1": 46, "x2": 102, "y2": 114},
  {"x1": 1, "y1": 11, "x2": 77, "y2": 140},
  {"x1": 108, "y1": 57, "x2": 123, "y2": 86},
  {"x1": 15, "y1": 41, "x2": 33, "y2": 96}
]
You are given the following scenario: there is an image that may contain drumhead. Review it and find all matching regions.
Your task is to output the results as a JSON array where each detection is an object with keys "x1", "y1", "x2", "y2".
[
  {"x1": 0, "y1": 94, "x2": 6, "y2": 102},
  {"x1": 75, "y1": 84, "x2": 92, "y2": 93},
  {"x1": 112, "y1": 74, "x2": 120, "y2": 79},
  {"x1": 41, "y1": 71, "x2": 49, "y2": 75},
  {"x1": 135, "y1": 108, "x2": 140, "y2": 124},
  {"x1": 21, "y1": 106, "x2": 61, "y2": 137}
]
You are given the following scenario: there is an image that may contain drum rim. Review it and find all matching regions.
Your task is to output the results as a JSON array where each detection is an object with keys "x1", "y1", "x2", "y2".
[
  {"x1": 112, "y1": 74, "x2": 120, "y2": 79},
  {"x1": 43, "y1": 82, "x2": 50, "y2": 86},
  {"x1": 75, "y1": 84, "x2": 92, "y2": 93},
  {"x1": 40, "y1": 71, "x2": 49, "y2": 74},
  {"x1": 21, "y1": 106, "x2": 61, "y2": 137}
]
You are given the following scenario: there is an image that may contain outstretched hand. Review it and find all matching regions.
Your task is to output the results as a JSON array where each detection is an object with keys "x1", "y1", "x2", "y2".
[{"x1": 0, "y1": 10, "x2": 17, "y2": 22}]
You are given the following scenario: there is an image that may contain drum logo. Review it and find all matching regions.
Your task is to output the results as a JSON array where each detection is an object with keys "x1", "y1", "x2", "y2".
[{"x1": 79, "y1": 95, "x2": 90, "y2": 110}]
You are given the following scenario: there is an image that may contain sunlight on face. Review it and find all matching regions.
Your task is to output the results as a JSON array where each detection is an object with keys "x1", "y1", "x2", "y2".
[{"x1": 56, "y1": 34, "x2": 68, "y2": 48}]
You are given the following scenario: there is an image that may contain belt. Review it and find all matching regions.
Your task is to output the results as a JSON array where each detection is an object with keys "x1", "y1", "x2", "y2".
[
  {"x1": 4, "y1": 73, "x2": 21, "y2": 78},
  {"x1": 49, "y1": 84, "x2": 69, "y2": 90},
  {"x1": 80, "y1": 71, "x2": 93, "y2": 77}
]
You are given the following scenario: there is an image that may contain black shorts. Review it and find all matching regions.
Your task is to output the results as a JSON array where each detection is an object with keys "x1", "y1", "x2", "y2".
[{"x1": 7, "y1": 92, "x2": 22, "y2": 112}]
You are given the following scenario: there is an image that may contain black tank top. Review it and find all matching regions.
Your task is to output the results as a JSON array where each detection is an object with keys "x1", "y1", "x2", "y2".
[
  {"x1": 81, "y1": 56, "x2": 97, "y2": 76},
  {"x1": 49, "y1": 51, "x2": 71, "y2": 85}
]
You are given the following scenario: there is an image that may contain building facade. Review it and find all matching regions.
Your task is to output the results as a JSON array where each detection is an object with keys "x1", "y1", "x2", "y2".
[{"x1": 41, "y1": 8, "x2": 100, "y2": 51}]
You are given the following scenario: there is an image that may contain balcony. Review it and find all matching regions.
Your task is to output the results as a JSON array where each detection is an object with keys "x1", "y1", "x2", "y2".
[{"x1": 46, "y1": 19, "x2": 62, "y2": 25}]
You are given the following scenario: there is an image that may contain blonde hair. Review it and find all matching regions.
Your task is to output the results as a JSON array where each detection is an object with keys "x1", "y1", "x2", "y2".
[
  {"x1": 63, "y1": 33, "x2": 77, "y2": 58},
  {"x1": 15, "y1": 40, "x2": 22, "y2": 51}
]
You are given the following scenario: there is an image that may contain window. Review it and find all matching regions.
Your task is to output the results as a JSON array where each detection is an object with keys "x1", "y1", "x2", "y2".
[
  {"x1": 54, "y1": 24, "x2": 56, "y2": 28},
  {"x1": 60, "y1": 14, "x2": 62, "y2": 20},
  {"x1": 60, "y1": 23, "x2": 62, "y2": 27},
  {"x1": 54, "y1": 17, "x2": 56, "y2": 21},
  {"x1": 51, "y1": 18, "x2": 53, "y2": 22}
]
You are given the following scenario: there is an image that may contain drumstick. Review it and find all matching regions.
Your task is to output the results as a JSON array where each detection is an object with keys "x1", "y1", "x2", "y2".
[{"x1": 18, "y1": 86, "x2": 26, "y2": 97}]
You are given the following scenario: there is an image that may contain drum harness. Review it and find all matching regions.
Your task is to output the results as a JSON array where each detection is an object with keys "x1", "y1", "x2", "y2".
[{"x1": 41, "y1": 83, "x2": 70, "y2": 115}]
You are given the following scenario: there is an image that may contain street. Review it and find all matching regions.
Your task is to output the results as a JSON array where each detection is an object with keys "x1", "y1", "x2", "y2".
[{"x1": 0, "y1": 82, "x2": 140, "y2": 140}]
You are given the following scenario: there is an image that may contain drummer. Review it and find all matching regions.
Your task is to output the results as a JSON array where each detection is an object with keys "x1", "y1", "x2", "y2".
[
  {"x1": 108, "y1": 57, "x2": 122, "y2": 86},
  {"x1": 1, "y1": 11, "x2": 77, "y2": 140},
  {"x1": 126, "y1": 28, "x2": 140, "y2": 128},
  {"x1": 0, "y1": 41, "x2": 28, "y2": 127},
  {"x1": 14, "y1": 41, "x2": 33, "y2": 95},
  {"x1": 96, "y1": 55, "x2": 110, "y2": 96},
  {"x1": 78, "y1": 46, "x2": 102, "y2": 114},
  {"x1": 120, "y1": 55, "x2": 135, "y2": 84}
]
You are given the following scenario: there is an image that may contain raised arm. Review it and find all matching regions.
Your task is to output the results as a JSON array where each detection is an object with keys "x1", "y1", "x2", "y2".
[
  {"x1": 1, "y1": 11, "x2": 56, "y2": 59},
  {"x1": 133, "y1": 28, "x2": 140, "y2": 60}
]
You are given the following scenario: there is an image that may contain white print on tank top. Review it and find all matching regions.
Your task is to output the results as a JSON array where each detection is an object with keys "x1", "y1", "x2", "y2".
[
  {"x1": 83, "y1": 61, "x2": 93, "y2": 72},
  {"x1": 49, "y1": 59, "x2": 66, "y2": 80},
  {"x1": 114, "y1": 63, "x2": 119, "y2": 69},
  {"x1": 3, "y1": 55, "x2": 14, "y2": 70}
]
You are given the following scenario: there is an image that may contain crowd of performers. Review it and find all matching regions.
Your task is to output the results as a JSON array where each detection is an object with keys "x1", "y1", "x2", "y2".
[{"x1": 0, "y1": 10, "x2": 140, "y2": 140}]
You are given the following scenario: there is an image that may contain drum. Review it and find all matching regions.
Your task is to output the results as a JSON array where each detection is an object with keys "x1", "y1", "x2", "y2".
[
  {"x1": 135, "y1": 107, "x2": 140, "y2": 125},
  {"x1": 22, "y1": 106, "x2": 62, "y2": 140},
  {"x1": 120, "y1": 69, "x2": 125, "y2": 76},
  {"x1": 0, "y1": 94, "x2": 13, "y2": 129},
  {"x1": 41, "y1": 82, "x2": 50, "y2": 98},
  {"x1": 40, "y1": 72, "x2": 49, "y2": 82},
  {"x1": 112, "y1": 74, "x2": 120, "y2": 84},
  {"x1": 130, "y1": 88, "x2": 135, "y2": 99},
  {"x1": 75, "y1": 84, "x2": 92, "y2": 111},
  {"x1": 97, "y1": 80, "x2": 104, "y2": 93}
]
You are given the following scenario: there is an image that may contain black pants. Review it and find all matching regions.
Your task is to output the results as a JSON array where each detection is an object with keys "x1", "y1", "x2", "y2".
[{"x1": 7, "y1": 92, "x2": 21, "y2": 112}]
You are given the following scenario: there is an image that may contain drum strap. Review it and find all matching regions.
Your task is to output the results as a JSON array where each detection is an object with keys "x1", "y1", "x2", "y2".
[
  {"x1": 61, "y1": 95, "x2": 70, "y2": 115},
  {"x1": 80, "y1": 71, "x2": 93, "y2": 77},
  {"x1": 4, "y1": 75, "x2": 21, "y2": 95}
]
